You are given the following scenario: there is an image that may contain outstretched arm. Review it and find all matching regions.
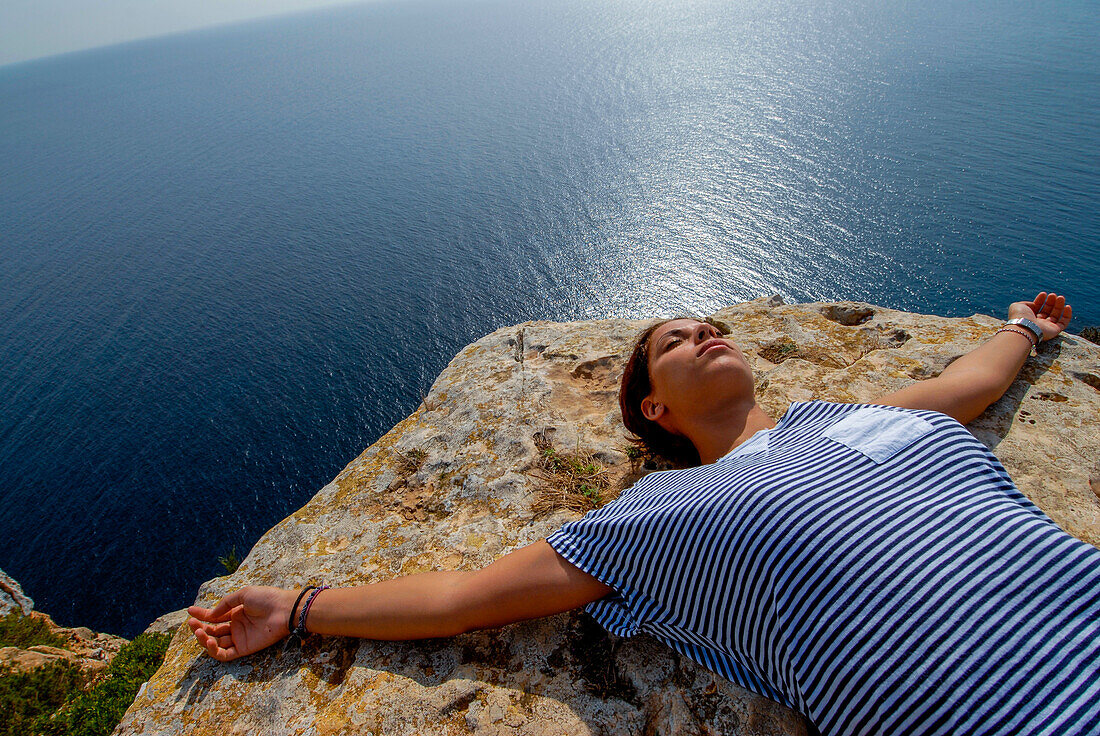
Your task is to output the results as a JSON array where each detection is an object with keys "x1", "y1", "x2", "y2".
[
  {"x1": 875, "y1": 291, "x2": 1072, "y2": 424},
  {"x1": 187, "y1": 541, "x2": 611, "y2": 662}
]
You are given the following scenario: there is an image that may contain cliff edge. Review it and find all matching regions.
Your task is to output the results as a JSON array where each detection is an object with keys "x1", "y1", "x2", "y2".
[
  {"x1": 115, "y1": 298, "x2": 1100, "y2": 736},
  {"x1": 1, "y1": 569, "x2": 128, "y2": 677}
]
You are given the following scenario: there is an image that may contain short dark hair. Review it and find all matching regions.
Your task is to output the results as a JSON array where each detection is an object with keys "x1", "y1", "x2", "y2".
[{"x1": 618, "y1": 318, "x2": 701, "y2": 468}]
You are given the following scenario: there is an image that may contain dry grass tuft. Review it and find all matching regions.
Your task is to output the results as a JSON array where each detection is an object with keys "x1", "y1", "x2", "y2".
[
  {"x1": 393, "y1": 448, "x2": 428, "y2": 475},
  {"x1": 529, "y1": 434, "x2": 610, "y2": 515},
  {"x1": 758, "y1": 339, "x2": 801, "y2": 364}
]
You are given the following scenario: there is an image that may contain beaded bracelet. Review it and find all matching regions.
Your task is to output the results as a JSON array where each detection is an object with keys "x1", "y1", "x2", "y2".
[{"x1": 996, "y1": 326, "x2": 1039, "y2": 355}]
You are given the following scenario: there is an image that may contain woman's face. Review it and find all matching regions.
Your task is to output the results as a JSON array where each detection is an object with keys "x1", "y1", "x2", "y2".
[{"x1": 643, "y1": 319, "x2": 755, "y2": 429}]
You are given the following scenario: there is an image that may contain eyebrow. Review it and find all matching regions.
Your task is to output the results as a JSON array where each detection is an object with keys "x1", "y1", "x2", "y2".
[{"x1": 656, "y1": 326, "x2": 694, "y2": 349}]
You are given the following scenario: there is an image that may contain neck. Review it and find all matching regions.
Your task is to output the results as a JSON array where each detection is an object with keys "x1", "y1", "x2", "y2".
[{"x1": 682, "y1": 401, "x2": 776, "y2": 465}]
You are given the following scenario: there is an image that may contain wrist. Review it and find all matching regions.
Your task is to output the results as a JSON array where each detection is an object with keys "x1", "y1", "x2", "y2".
[
  {"x1": 280, "y1": 588, "x2": 306, "y2": 637},
  {"x1": 285, "y1": 585, "x2": 329, "y2": 639},
  {"x1": 996, "y1": 326, "x2": 1038, "y2": 355},
  {"x1": 1004, "y1": 317, "x2": 1044, "y2": 344},
  {"x1": 300, "y1": 586, "x2": 329, "y2": 635}
]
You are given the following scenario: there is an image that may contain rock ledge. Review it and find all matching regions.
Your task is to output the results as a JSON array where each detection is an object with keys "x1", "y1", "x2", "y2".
[{"x1": 117, "y1": 299, "x2": 1100, "y2": 736}]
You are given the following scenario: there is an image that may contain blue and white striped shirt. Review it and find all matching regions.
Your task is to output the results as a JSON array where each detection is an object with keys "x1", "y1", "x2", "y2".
[{"x1": 547, "y1": 401, "x2": 1100, "y2": 735}]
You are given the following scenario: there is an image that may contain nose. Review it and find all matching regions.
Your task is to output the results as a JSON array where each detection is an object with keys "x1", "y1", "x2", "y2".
[{"x1": 695, "y1": 322, "x2": 717, "y2": 343}]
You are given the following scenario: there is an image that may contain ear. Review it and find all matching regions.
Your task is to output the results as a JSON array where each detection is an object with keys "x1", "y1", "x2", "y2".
[{"x1": 641, "y1": 396, "x2": 665, "y2": 422}]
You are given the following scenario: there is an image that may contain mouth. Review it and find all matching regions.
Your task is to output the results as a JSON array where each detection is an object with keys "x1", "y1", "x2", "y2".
[{"x1": 697, "y1": 339, "x2": 730, "y2": 358}]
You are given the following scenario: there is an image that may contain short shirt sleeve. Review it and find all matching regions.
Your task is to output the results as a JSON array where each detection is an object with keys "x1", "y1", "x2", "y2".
[{"x1": 545, "y1": 483, "x2": 660, "y2": 637}]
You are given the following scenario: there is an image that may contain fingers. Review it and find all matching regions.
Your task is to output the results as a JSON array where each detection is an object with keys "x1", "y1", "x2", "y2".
[
  {"x1": 191, "y1": 621, "x2": 240, "y2": 662},
  {"x1": 187, "y1": 617, "x2": 231, "y2": 637},
  {"x1": 203, "y1": 632, "x2": 239, "y2": 662},
  {"x1": 1020, "y1": 291, "x2": 1073, "y2": 339},
  {"x1": 1026, "y1": 292, "x2": 1071, "y2": 321},
  {"x1": 206, "y1": 589, "x2": 246, "y2": 621},
  {"x1": 1038, "y1": 294, "x2": 1067, "y2": 323},
  {"x1": 1027, "y1": 291, "x2": 1048, "y2": 311},
  {"x1": 188, "y1": 613, "x2": 241, "y2": 661},
  {"x1": 1052, "y1": 295, "x2": 1066, "y2": 322},
  {"x1": 187, "y1": 589, "x2": 246, "y2": 623}
]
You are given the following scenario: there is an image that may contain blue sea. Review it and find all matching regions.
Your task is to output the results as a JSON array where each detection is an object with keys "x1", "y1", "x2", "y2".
[{"x1": 1, "y1": 0, "x2": 1097, "y2": 637}]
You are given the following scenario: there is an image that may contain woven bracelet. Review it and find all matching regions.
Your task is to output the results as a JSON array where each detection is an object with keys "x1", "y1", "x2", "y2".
[
  {"x1": 287, "y1": 586, "x2": 316, "y2": 637},
  {"x1": 292, "y1": 585, "x2": 329, "y2": 639}
]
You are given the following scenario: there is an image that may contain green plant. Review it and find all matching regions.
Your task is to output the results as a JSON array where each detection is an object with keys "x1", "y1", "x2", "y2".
[
  {"x1": 622, "y1": 443, "x2": 646, "y2": 473},
  {"x1": 36, "y1": 632, "x2": 170, "y2": 736},
  {"x1": 0, "y1": 661, "x2": 87, "y2": 736},
  {"x1": 218, "y1": 547, "x2": 240, "y2": 575},
  {"x1": 0, "y1": 611, "x2": 68, "y2": 650},
  {"x1": 579, "y1": 485, "x2": 601, "y2": 505}
]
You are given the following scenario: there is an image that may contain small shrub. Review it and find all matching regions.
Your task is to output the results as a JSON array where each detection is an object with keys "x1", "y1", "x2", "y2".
[
  {"x1": 36, "y1": 632, "x2": 170, "y2": 736},
  {"x1": 0, "y1": 661, "x2": 86, "y2": 736},
  {"x1": 622, "y1": 443, "x2": 653, "y2": 473},
  {"x1": 579, "y1": 485, "x2": 601, "y2": 504},
  {"x1": 0, "y1": 611, "x2": 68, "y2": 650},
  {"x1": 620, "y1": 441, "x2": 674, "y2": 473},
  {"x1": 218, "y1": 547, "x2": 240, "y2": 575}
]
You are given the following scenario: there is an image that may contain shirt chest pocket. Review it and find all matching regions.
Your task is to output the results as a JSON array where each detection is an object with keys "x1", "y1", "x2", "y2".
[{"x1": 823, "y1": 407, "x2": 935, "y2": 464}]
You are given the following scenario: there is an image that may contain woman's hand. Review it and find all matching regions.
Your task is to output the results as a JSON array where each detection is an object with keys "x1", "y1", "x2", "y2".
[
  {"x1": 187, "y1": 586, "x2": 296, "y2": 662},
  {"x1": 1008, "y1": 292, "x2": 1073, "y2": 343},
  {"x1": 876, "y1": 290, "x2": 1074, "y2": 423}
]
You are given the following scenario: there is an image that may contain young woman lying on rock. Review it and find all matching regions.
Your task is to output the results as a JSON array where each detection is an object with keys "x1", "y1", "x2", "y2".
[{"x1": 190, "y1": 291, "x2": 1099, "y2": 735}]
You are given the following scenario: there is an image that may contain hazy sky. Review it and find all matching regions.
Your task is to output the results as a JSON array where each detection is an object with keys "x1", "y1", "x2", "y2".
[{"x1": 0, "y1": 0, "x2": 370, "y2": 67}]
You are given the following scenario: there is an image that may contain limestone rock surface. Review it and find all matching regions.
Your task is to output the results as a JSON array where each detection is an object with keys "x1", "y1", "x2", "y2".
[
  {"x1": 116, "y1": 298, "x2": 1100, "y2": 736},
  {"x1": 0, "y1": 567, "x2": 34, "y2": 616}
]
